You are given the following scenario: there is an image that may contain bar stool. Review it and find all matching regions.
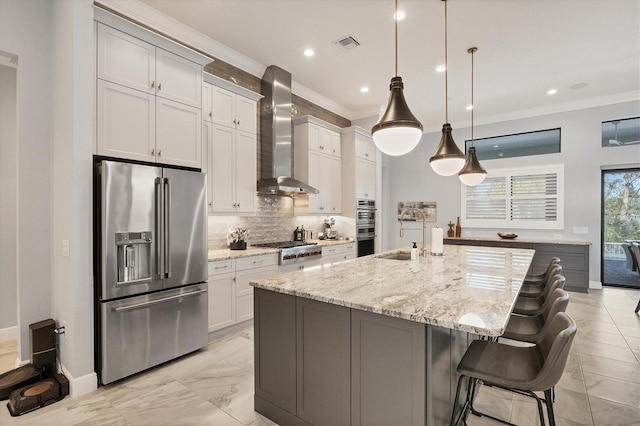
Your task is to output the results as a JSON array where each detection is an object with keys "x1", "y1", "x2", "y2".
[
  {"x1": 450, "y1": 312, "x2": 577, "y2": 426},
  {"x1": 524, "y1": 257, "x2": 561, "y2": 284},
  {"x1": 520, "y1": 265, "x2": 562, "y2": 297},
  {"x1": 503, "y1": 289, "x2": 570, "y2": 343},
  {"x1": 513, "y1": 275, "x2": 565, "y2": 316}
]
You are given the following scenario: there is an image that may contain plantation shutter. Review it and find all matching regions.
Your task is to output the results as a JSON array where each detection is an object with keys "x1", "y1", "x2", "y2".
[
  {"x1": 465, "y1": 177, "x2": 507, "y2": 220},
  {"x1": 510, "y1": 173, "x2": 558, "y2": 221}
]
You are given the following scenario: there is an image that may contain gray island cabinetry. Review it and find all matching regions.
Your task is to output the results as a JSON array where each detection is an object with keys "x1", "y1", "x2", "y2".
[
  {"x1": 251, "y1": 245, "x2": 535, "y2": 425},
  {"x1": 445, "y1": 237, "x2": 590, "y2": 293}
]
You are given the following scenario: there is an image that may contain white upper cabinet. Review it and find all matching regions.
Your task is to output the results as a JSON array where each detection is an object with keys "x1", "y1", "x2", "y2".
[
  {"x1": 340, "y1": 126, "x2": 379, "y2": 219},
  {"x1": 206, "y1": 84, "x2": 257, "y2": 134},
  {"x1": 202, "y1": 73, "x2": 262, "y2": 215},
  {"x1": 97, "y1": 24, "x2": 155, "y2": 94},
  {"x1": 95, "y1": 18, "x2": 208, "y2": 169},
  {"x1": 293, "y1": 116, "x2": 343, "y2": 215}
]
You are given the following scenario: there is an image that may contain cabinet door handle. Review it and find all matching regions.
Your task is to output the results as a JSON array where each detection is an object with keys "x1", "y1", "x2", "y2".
[
  {"x1": 208, "y1": 201, "x2": 212, "y2": 207},
  {"x1": 158, "y1": 149, "x2": 162, "y2": 157},
  {"x1": 209, "y1": 111, "x2": 212, "y2": 117},
  {"x1": 158, "y1": 82, "x2": 162, "y2": 91},
  {"x1": 253, "y1": 260, "x2": 264, "y2": 264},
  {"x1": 237, "y1": 120, "x2": 240, "y2": 126},
  {"x1": 319, "y1": 145, "x2": 324, "y2": 150},
  {"x1": 214, "y1": 265, "x2": 229, "y2": 270},
  {"x1": 364, "y1": 193, "x2": 368, "y2": 197},
  {"x1": 365, "y1": 153, "x2": 369, "y2": 157},
  {"x1": 151, "y1": 81, "x2": 155, "y2": 89},
  {"x1": 233, "y1": 119, "x2": 237, "y2": 125},
  {"x1": 151, "y1": 148, "x2": 155, "y2": 156},
  {"x1": 233, "y1": 277, "x2": 236, "y2": 283}
]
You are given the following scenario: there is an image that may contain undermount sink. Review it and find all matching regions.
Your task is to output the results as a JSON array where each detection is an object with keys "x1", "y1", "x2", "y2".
[{"x1": 376, "y1": 251, "x2": 412, "y2": 260}]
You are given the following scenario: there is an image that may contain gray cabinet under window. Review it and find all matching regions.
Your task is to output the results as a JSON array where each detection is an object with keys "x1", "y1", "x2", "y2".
[{"x1": 444, "y1": 238, "x2": 590, "y2": 293}]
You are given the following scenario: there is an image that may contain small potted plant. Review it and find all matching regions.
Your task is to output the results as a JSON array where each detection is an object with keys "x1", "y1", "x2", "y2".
[{"x1": 227, "y1": 227, "x2": 249, "y2": 250}]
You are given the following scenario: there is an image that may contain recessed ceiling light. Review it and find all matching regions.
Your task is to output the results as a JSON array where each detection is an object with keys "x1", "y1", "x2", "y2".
[
  {"x1": 304, "y1": 48, "x2": 315, "y2": 57},
  {"x1": 547, "y1": 88, "x2": 558, "y2": 95},
  {"x1": 493, "y1": 145, "x2": 500, "y2": 148},
  {"x1": 360, "y1": 86, "x2": 369, "y2": 93},
  {"x1": 466, "y1": 104, "x2": 473, "y2": 111},
  {"x1": 436, "y1": 65, "x2": 446, "y2": 73},
  {"x1": 394, "y1": 10, "x2": 406, "y2": 21}
]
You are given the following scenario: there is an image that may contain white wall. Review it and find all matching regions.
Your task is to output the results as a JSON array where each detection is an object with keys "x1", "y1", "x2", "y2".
[
  {"x1": 0, "y1": 0, "x2": 53, "y2": 362},
  {"x1": 377, "y1": 100, "x2": 640, "y2": 284},
  {"x1": 0, "y1": 63, "x2": 17, "y2": 334},
  {"x1": 50, "y1": 0, "x2": 96, "y2": 393}
]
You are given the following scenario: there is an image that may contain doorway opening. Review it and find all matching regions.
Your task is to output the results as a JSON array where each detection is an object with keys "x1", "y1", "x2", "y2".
[{"x1": 601, "y1": 168, "x2": 640, "y2": 288}]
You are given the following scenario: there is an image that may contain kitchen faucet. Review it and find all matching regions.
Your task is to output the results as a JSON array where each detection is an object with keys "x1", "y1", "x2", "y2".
[{"x1": 399, "y1": 208, "x2": 428, "y2": 255}]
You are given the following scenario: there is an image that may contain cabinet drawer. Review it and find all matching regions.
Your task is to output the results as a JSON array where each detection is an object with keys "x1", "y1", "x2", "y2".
[
  {"x1": 208, "y1": 259, "x2": 235, "y2": 276},
  {"x1": 322, "y1": 245, "x2": 344, "y2": 256},
  {"x1": 343, "y1": 243, "x2": 356, "y2": 253},
  {"x1": 534, "y1": 244, "x2": 588, "y2": 255},
  {"x1": 533, "y1": 252, "x2": 588, "y2": 271},
  {"x1": 236, "y1": 254, "x2": 279, "y2": 271}
]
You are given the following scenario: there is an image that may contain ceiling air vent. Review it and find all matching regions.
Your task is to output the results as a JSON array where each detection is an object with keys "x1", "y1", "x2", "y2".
[{"x1": 334, "y1": 35, "x2": 360, "y2": 51}]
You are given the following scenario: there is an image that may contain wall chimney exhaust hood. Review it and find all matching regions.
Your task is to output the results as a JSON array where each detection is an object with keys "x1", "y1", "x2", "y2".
[{"x1": 257, "y1": 66, "x2": 319, "y2": 196}]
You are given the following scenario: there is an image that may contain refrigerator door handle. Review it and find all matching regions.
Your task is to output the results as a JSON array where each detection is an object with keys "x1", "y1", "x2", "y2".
[
  {"x1": 111, "y1": 288, "x2": 207, "y2": 313},
  {"x1": 155, "y1": 177, "x2": 163, "y2": 280},
  {"x1": 164, "y1": 177, "x2": 172, "y2": 279}
]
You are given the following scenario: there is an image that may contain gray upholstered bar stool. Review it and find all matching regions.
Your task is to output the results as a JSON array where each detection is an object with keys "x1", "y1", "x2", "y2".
[
  {"x1": 450, "y1": 312, "x2": 577, "y2": 426},
  {"x1": 503, "y1": 289, "x2": 570, "y2": 343},
  {"x1": 524, "y1": 257, "x2": 561, "y2": 284},
  {"x1": 513, "y1": 275, "x2": 565, "y2": 316},
  {"x1": 520, "y1": 264, "x2": 562, "y2": 297}
]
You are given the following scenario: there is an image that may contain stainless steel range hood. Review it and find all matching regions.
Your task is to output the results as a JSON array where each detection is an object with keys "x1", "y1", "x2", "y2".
[{"x1": 257, "y1": 66, "x2": 319, "y2": 196}]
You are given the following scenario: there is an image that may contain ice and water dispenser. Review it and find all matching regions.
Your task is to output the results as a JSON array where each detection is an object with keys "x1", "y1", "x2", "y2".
[{"x1": 116, "y1": 232, "x2": 152, "y2": 285}]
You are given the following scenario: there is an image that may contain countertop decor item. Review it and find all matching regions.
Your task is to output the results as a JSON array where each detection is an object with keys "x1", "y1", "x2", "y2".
[
  {"x1": 455, "y1": 216, "x2": 461, "y2": 237},
  {"x1": 458, "y1": 47, "x2": 487, "y2": 186},
  {"x1": 447, "y1": 221, "x2": 455, "y2": 237},
  {"x1": 498, "y1": 233, "x2": 518, "y2": 239},
  {"x1": 370, "y1": 0, "x2": 423, "y2": 156},
  {"x1": 228, "y1": 227, "x2": 249, "y2": 250}
]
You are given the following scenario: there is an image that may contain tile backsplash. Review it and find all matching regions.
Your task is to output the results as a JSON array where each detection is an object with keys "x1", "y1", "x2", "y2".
[{"x1": 208, "y1": 195, "x2": 351, "y2": 249}]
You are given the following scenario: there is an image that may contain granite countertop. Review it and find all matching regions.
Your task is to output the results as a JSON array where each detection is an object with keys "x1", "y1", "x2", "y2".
[
  {"x1": 208, "y1": 239, "x2": 355, "y2": 262},
  {"x1": 250, "y1": 245, "x2": 535, "y2": 336},
  {"x1": 445, "y1": 236, "x2": 591, "y2": 245}
]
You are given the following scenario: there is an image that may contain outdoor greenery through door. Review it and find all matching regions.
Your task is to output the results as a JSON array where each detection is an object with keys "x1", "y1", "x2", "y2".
[{"x1": 602, "y1": 169, "x2": 640, "y2": 288}]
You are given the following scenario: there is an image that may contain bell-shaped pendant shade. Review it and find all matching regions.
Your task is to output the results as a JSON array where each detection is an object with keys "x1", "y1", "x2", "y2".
[
  {"x1": 429, "y1": 123, "x2": 465, "y2": 176},
  {"x1": 372, "y1": 76, "x2": 423, "y2": 156},
  {"x1": 458, "y1": 147, "x2": 487, "y2": 186}
]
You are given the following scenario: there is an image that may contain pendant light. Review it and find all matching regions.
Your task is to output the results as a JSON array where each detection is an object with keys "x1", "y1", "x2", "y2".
[
  {"x1": 371, "y1": 0, "x2": 423, "y2": 156},
  {"x1": 459, "y1": 47, "x2": 487, "y2": 186},
  {"x1": 429, "y1": 0, "x2": 465, "y2": 176}
]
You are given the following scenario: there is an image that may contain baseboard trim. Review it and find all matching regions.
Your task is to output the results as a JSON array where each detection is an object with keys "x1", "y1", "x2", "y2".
[
  {"x1": 589, "y1": 280, "x2": 603, "y2": 290},
  {"x1": 0, "y1": 325, "x2": 17, "y2": 342},
  {"x1": 61, "y1": 365, "x2": 98, "y2": 397}
]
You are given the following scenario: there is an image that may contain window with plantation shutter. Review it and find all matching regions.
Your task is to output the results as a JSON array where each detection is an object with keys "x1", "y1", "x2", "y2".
[{"x1": 462, "y1": 164, "x2": 564, "y2": 230}]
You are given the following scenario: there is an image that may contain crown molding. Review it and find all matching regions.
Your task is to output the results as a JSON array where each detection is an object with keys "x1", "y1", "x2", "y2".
[{"x1": 94, "y1": 0, "x2": 353, "y2": 120}]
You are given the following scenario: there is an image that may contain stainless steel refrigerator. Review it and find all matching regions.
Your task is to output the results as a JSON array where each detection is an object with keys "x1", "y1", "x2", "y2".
[{"x1": 94, "y1": 160, "x2": 208, "y2": 385}]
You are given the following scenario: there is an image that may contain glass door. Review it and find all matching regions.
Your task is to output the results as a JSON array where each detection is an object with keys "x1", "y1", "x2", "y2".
[{"x1": 601, "y1": 168, "x2": 640, "y2": 288}]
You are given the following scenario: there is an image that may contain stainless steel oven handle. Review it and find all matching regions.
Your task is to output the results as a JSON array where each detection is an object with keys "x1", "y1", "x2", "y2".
[
  {"x1": 164, "y1": 177, "x2": 172, "y2": 279},
  {"x1": 155, "y1": 177, "x2": 163, "y2": 279},
  {"x1": 112, "y1": 288, "x2": 207, "y2": 313}
]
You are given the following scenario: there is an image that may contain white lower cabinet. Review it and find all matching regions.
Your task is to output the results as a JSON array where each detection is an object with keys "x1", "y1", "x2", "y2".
[
  {"x1": 208, "y1": 254, "x2": 278, "y2": 332},
  {"x1": 321, "y1": 243, "x2": 357, "y2": 265}
]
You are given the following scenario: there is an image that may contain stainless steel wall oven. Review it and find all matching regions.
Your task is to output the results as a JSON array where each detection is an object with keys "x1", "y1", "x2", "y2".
[{"x1": 356, "y1": 199, "x2": 376, "y2": 257}]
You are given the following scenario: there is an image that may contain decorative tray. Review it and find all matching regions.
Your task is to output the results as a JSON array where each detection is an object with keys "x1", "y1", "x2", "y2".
[{"x1": 497, "y1": 233, "x2": 518, "y2": 239}]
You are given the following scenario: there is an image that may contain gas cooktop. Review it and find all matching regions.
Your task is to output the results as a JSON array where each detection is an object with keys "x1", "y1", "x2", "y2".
[{"x1": 253, "y1": 241, "x2": 318, "y2": 249}]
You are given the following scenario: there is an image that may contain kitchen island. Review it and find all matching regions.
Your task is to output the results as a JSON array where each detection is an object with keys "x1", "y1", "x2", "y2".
[{"x1": 250, "y1": 245, "x2": 535, "y2": 425}]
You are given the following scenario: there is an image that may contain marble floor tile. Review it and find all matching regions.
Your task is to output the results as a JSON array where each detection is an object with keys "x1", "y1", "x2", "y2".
[
  {"x1": 588, "y1": 394, "x2": 640, "y2": 426},
  {"x1": 556, "y1": 369, "x2": 588, "y2": 394},
  {"x1": 575, "y1": 338, "x2": 639, "y2": 363},
  {"x1": 205, "y1": 335, "x2": 255, "y2": 373},
  {"x1": 467, "y1": 384, "x2": 514, "y2": 423},
  {"x1": 618, "y1": 324, "x2": 640, "y2": 339},
  {"x1": 625, "y1": 335, "x2": 640, "y2": 350},
  {"x1": 583, "y1": 372, "x2": 640, "y2": 408},
  {"x1": 579, "y1": 353, "x2": 640, "y2": 384},
  {"x1": 573, "y1": 318, "x2": 623, "y2": 336},
  {"x1": 576, "y1": 330, "x2": 629, "y2": 348}
]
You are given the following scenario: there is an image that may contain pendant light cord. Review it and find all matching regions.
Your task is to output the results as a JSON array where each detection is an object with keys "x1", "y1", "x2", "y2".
[
  {"x1": 470, "y1": 48, "x2": 474, "y2": 141},
  {"x1": 395, "y1": 0, "x2": 398, "y2": 76},
  {"x1": 444, "y1": 0, "x2": 449, "y2": 123}
]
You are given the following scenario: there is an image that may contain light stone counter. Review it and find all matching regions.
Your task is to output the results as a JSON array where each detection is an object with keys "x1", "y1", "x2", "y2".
[
  {"x1": 251, "y1": 244, "x2": 535, "y2": 336},
  {"x1": 208, "y1": 247, "x2": 278, "y2": 262}
]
